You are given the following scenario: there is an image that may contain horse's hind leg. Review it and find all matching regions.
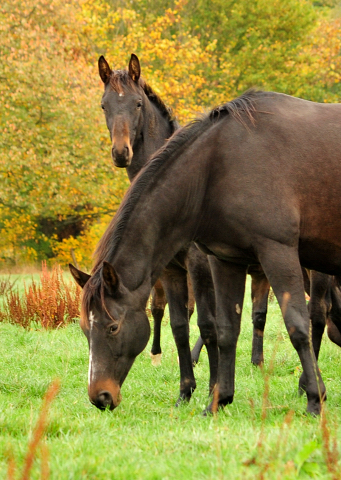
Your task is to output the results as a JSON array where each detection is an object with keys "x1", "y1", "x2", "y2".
[
  {"x1": 204, "y1": 258, "x2": 247, "y2": 414},
  {"x1": 150, "y1": 279, "x2": 167, "y2": 366},
  {"x1": 187, "y1": 245, "x2": 218, "y2": 394},
  {"x1": 187, "y1": 274, "x2": 195, "y2": 320},
  {"x1": 248, "y1": 265, "x2": 270, "y2": 366},
  {"x1": 191, "y1": 337, "x2": 204, "y2": 366},
  {"x1": 326, "y1": 276, "x2": 341, "y2": 347},
  {"x1": 309, "y1": 271, "x2": 331, "y2": 358},
  {"x1": 258, "y1": 243, "x2": 325, "y2": 415},
  {"x1": 326, "y1": 317, "x2": 341, "y2": 347},
  {"x1": 298, "y1": 271, "x2": 330, "y2": 394},
  {"x1": 161, "y1": 264, "x2": 196, "y2": 405}
]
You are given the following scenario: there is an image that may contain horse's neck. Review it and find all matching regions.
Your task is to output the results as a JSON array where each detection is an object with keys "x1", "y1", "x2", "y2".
[
  {"x1": 126, "y1": 102, "x2": 176, "y2": 182},
  {"x1": 112, "y1": 158, "x2": 204, "y2": 293}
]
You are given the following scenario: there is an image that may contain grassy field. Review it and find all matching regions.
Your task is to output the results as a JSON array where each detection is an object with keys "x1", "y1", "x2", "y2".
[{"x1": 1, "y1": 277, "x2": 341, "y2": 479}]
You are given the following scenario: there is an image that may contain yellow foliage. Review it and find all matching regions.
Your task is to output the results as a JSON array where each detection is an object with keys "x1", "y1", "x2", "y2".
[
  {"x1": 80, "y1": 0, "x2": 220, "y2": 122},
  {"x1": 51, "y1": 215, "x2": 112, "y2": 270}
]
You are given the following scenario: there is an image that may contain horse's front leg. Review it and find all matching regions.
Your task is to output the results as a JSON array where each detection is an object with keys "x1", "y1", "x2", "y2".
[
  {"x1": 161, "y1": 264, "x2": 196, "y2": 405},
  {"x1": 204, "y1": 258, "x2": 247, "y2": 414},
  {"x1": 248, "y1": 265, "x2": 270, "y2": 366},
  {"x1": 150, "y1": 279, "x2": 167, "y2": 366},
  {"x1": 187, "y1": 245, "x2": 218, "y2": 394},
  {"x1": 258, "y1": 242, "x2": 326, "y2": 415}
]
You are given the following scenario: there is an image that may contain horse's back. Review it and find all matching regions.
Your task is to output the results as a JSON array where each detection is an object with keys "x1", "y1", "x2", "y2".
[{"x1": 194, "y1": 93, "x2": 341, "y2": 274}]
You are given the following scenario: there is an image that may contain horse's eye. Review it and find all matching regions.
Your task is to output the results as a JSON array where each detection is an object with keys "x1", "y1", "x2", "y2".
[
  {"x1": 109, "y1": 324, "x2": 118, "y2": 334},
  {"x1": 137, "y1": 100, "x2": 142, "y2": 109}
]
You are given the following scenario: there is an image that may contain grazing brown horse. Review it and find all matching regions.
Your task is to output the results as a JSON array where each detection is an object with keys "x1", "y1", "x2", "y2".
[
  {"x1": 70, "y1": 90, "x2": 341, "y2": 415},
  {"x1": 97, "y1": 54, "x2": 218, "y2": 404}
]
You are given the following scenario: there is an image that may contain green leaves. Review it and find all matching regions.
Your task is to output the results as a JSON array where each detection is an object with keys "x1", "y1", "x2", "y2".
[{"x1": 295, "y1": 440, "x2": 320, "y2": 476}]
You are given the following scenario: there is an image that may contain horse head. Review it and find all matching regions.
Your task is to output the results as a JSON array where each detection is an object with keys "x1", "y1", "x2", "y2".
[
  {"x1": 70, "y1": 262, "x2": 150, "y2": 410},
  {"x1": 98, "y1": 54, "x2": 144, "y2": 168}
]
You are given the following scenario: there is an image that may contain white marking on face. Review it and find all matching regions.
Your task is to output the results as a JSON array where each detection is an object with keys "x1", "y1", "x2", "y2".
[
  {"x1": 88, "y1": 311, "x2": 96, "y2": 385},
  {"x1": 235, "y1": 304, "x2": 241, "y2": 315},
  {"x1": 119, "y1": 92, "x2": 124, "y2": 97}
]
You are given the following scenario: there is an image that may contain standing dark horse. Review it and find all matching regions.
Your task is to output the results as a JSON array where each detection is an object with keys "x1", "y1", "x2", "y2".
[
  {"x1": 96, "y1": 54, "x2": 218, "y2": 403},
  {"x1": 97, "y1": 53, "x2": 289, "y2": 368},
  {"x1": 70, "y1": 90, "x2": 341, "y2": 415}
]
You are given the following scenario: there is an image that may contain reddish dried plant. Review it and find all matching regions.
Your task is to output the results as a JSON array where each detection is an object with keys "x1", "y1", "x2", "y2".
[{"x1": 0, "y1": 262, "x2": 81, "y2": 329}]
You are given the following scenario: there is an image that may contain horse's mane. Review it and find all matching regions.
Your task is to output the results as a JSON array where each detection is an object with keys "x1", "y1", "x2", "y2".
[
  {"x1": 110, "y1": 69, "x2": 179, "y2": 133},
  {"x1": 81, "y1": 89, "x2": 263, "y2": 323}
]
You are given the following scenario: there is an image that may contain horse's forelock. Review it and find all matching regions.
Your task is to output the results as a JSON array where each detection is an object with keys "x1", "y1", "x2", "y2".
[
  {"x1": 80, "y1": 267, "x2": 118, "y2": 328},
  {"x1": 80, "y1": 272, "x2": 102, "y2": 329},
  {"x1": 109, "y1": 70, "x2": 143, "y2": 95}
]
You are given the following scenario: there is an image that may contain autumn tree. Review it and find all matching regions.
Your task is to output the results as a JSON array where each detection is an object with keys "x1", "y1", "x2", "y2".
[
  {"x1": 0, "y1": 0, "x2": 128, "y2": 265},
  {"x1": 1, "y1": 0, "x2": 341, "y2": 266}
]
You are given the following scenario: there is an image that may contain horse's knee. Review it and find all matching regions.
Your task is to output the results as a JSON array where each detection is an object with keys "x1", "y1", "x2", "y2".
[
  {"x1": 289, "y1": 324, "x2": 310, "y2": 351},
  {"x1": 197, "y1": 317, "x2": 216, "y2": 342},
  {"x1": 252, "y1": 311, "x2": 266, "y2": 332},
  {"x1": 217, "y1": 330, "x2": 239, "y2": 350}
]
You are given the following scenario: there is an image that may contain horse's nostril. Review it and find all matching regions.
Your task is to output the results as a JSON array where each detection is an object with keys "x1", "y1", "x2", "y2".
[{"x1": 96, "y1": 391, "x2": 114, "y2": 410}]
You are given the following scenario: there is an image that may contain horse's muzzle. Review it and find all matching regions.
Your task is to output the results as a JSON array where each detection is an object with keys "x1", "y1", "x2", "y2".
[
  {"x1": 112, "y1": 146, "x2": 132, "y2": 168},
  {"x1": 89, "y1": 380, "x2": 122, "y2": 411}
]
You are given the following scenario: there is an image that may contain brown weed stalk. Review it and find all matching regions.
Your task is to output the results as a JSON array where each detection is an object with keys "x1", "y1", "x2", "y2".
[
  {"x1": 6, "y1": 379, "x2": 60, "y2": 480},
  {"x1": 0, "y1": 262, "x2": 81, "y2": 329},
  {"x1": 320, "y1": 407, "x2": 340, "y2": 480}
]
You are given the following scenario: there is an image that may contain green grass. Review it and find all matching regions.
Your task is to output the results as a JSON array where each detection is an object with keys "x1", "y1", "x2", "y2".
[{"x1": 1, "y1": 278, "x2": 341, "y2": 479}]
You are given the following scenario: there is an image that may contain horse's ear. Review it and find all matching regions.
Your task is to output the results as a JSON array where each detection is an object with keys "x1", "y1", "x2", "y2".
[
  {"x1": 128, "y1": 54, "x2": 141, "y2": 83},
  {"x1": 98, "y1": 56, "x2": 112, "y2": 84},
  {"x1": 69, "y1": 264, "x2": 91, "y2": 288},
  {"x1": 101, "y1": 261, "x2": 119, "y2": 296}
]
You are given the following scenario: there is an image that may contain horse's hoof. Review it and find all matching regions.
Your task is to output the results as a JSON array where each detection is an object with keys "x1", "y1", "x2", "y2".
[
  {"x1": 306, "y1": 403, "x2": 321, "y2": 416},
  {"x1": 150, "y1": 353, "x2": 162, "y2": 366},
  {"x1": 175, "y1": 393, "x2": 191, "y2": 407},
  {"x1": 251, "y1": 359, "x2": 263, "y2": 367}
]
